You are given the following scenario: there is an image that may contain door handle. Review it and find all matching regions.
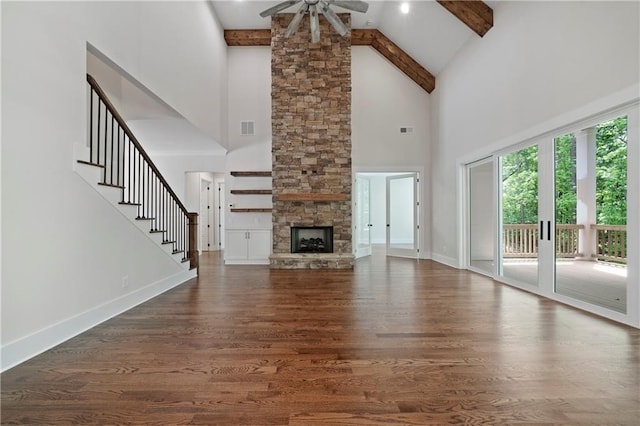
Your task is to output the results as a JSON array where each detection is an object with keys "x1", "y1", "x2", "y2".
[
  {"x1": 540, "y1": 221, "x2": 544, "y2": 240},
  {"x1": 547, "y1": 221, "x2": 551, "y2": 241}
]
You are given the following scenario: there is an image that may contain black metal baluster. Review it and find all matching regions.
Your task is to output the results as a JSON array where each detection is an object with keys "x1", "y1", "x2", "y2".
[
  {"x1": 116, "y1": 125, "x2": 121, "y2": 189},
  {"x1": 147, "y1": 164, "x2": 151, "y2": 221},
  {"x1": 137, "y1": 151, "x2": 142, "y2": 217},
  {"x1": 89, "y1": 88, "x2": 94, "y2": 163},
  {"x1": 103, "y1": 104, "x2": 108, "y2": 178},
  {"x1": 96, "y1": 100, "x2": 101, "y2": 165},
  {"x1": 128, "y1": 138, "x2": 132, "y2": 203},
  {"x1": 110, "y1": 116, "x2": 115, "y2": 185}
]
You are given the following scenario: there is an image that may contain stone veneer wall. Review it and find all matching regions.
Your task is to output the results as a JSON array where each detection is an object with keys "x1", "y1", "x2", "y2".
[{"x1": 270, "y1": 13, "x2": 354, "y2": 269}]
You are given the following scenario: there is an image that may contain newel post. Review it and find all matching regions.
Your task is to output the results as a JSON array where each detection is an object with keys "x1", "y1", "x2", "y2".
[{"x1": 188, "y1": 212, "x2": 199, "y2": 274}]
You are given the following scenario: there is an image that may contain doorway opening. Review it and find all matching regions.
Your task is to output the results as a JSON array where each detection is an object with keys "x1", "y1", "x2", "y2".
[{"x1": 354, "y1": 172, "x2": 420, "y2": 259}]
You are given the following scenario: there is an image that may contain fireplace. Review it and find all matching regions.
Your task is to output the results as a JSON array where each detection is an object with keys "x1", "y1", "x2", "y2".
[{"x1": 291, "y1": 226, "x2": 333, "y2": 254}]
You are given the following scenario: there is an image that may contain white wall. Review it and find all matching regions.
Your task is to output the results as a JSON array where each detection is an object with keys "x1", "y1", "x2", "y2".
[
  {"x1": 150, "y1": 153, "x2": 226, "y2": 206},
  {"x1": 224, "y1": 46, "x2": 433, "y2": 254},
  {"x1": 1, "y1": 1, "x2": 227, "y2": 370},
  {"x1": 226, "y1": 47, "x2": 273, "y2": 231},
  {"x1": 431, "y1": 1, "x2": 640, "y2": 265},
  {"x1": 352, "y1": 46, "x2": 432, "y2": 256}
]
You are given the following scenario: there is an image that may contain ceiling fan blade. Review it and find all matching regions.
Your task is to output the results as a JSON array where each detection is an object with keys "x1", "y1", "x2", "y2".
[
  {"x1": 309, "y1": 4, "x2": 320, "y2": 43},
  {"x1": 260, "y1": 0, "x2": 301, "y2": 17},
  {"x1": 285, "y1": 3, "x2": 308, "y2": 38},
  {"x1": 328, "y1": 1, "x2": 369, "y2": 13},
  {"x1": 319, "y1": 1, "x2": 348, "y2": 36}
]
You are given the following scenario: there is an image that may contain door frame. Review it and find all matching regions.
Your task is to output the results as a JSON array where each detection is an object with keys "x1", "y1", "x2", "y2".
[
  {"x1": 353, "y1": 167, "x2": 426, "y2": 259},
  {"x1": 458, "y1": 102, "x2": 639, "y2": 328}
]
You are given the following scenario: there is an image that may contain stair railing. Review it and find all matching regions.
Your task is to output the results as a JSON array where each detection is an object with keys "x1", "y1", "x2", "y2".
[{"x1": 84, "y1": 74, "x2": 198, "y2": 272}]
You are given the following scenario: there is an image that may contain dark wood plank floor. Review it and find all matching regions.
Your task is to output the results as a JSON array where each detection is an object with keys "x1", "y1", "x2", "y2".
[{"x1": 2, "y1": 250, "x2": 639, "y2": 424}]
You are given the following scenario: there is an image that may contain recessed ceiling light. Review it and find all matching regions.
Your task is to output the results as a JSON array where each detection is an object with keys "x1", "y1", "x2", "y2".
[{"x1": 400, "y1": 3, "x2": 410, "y2": 14}]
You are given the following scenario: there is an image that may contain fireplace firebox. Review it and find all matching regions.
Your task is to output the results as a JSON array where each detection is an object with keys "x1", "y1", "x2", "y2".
[{"x1": 291, "y1": 226, "x2": 333, "y2": 253}]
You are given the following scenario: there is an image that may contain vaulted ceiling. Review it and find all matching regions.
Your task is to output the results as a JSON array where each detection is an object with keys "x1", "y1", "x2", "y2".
[{"x1": 212, "y1": 0, "x2": 496, "y2": 92}]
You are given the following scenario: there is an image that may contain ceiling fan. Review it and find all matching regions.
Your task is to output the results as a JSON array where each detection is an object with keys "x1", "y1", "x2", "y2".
[{"x1": 260, "y1": 0, "x2": 369, "y2": 43}]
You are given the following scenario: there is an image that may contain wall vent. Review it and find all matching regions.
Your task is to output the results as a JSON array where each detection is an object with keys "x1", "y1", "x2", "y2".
[
  {"x1": 400, "y1": 126, "x2": 413, "y2": 134},
  {"x1": 241, "y1": 121, "x2": 255, "y2": 136}
]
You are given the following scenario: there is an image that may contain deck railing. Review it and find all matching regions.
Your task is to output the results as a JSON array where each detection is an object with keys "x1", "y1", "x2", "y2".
[
  {"x1": 503, "y1": 223, "x2": 627, "y2": 264},
  {"x1": 502, "y1": 224, "x2": 584, "y2": 259},
  {"x1": 591, "y1": 225, "x2": 627, "y2": 264}
]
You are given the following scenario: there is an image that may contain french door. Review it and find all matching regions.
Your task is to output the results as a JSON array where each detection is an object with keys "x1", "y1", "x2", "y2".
[
  {"x1": 355, "y1": 175, "x2": 372, "y2": 258},
  {"x1": 386, "y1": 173, "x2": 419, "y2": 258}
]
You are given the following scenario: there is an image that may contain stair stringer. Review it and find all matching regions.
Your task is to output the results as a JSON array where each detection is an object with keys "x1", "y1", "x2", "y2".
[{"x1": 73, "y1": 143, "x2": 191, "y2": 269}]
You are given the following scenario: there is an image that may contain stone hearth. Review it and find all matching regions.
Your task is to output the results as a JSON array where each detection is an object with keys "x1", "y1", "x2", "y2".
[{"x1": 269, "y1": 13, "x2": 354, "y2": 269}]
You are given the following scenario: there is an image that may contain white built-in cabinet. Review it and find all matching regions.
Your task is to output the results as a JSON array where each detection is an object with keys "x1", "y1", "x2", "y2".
[
  {"x1": 224, "y1": 230, "x2": 271, "y2": 265},
  {"x1": 224, "y1": 171, "x2": 273, "y2": 265}
]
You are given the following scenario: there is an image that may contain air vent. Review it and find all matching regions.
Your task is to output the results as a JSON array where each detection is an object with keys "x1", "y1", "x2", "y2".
[
  {"x1": 400, "y1": 126, "x2": 413, "y2": 134},
  {"x1": 241, "y1": 121, "x2": 255, "y2": 136}
]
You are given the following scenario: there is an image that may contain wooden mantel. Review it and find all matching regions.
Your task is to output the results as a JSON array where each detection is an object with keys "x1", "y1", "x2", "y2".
[{"x1": 276, "y1": 193, "x2": 349, "y2": 202}]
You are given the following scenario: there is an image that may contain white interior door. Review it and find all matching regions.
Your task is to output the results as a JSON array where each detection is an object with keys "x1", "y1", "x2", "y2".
[
  {"x1": 386, "y1": 173, "x2": 418, "y2": 258},
  {"x1": 355, "y1": 175, "x2": 372, "y2": 258},
  {"x1": 200, "y1": 179, "x2": 211, "y2": 252},
  {"x1": 218, "y1": 182, "x2": 225, "y2": 250}
]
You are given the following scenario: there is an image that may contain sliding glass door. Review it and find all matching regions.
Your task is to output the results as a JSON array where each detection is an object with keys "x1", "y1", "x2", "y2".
[
  {"x1": 468, "y1": 159, "x2": 495, "y2": 275},
  {"x1": 491, "y1": 113, "x2": 633, "y2": 317},
  {"x1": 498, "y1": 144, "x2": 541, "y2": 287},
  {"x1": 554, "y1": 116, "x2": 628, "y2": 313}
]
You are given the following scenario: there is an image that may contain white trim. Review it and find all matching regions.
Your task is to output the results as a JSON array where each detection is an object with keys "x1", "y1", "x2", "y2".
[
  {"x1": 1, "y1": 269, "x2": 196, "y2": 372},
  {"x1": 431, "y1": 253, "x2": 460, "y2": 269}
]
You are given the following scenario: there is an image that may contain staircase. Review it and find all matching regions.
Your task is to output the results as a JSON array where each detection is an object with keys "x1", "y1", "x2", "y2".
[{"x1": 75, "y1": 74, "x2": 198, "y2": 272}]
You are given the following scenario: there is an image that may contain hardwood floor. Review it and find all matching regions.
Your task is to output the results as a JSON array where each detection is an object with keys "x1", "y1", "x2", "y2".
[{"x1": 2, "y1": 250, "x2": 639, "y2": 424}]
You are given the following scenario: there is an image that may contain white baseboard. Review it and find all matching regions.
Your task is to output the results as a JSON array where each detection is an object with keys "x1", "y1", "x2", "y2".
[
  {"x1": 1, "y1": 269, "x2": 196, "y2": 372},
  {"x1": 431, "y1": 253, "x2": 461, "y2": 269}
]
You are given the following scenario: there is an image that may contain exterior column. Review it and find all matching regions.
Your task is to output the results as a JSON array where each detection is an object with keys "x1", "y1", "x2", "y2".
[{"x1": 576, "y1": 127, "x2": 597, "y2": 260}]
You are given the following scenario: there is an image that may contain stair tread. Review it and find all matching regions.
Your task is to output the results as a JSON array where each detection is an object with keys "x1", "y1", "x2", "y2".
[
  {"x1": 162, "y1": 241, "x2": 176, "y2": 245},
  {"x1": 119, "y1": 201, "x2": 141, "y2": 206},
  {"x1": 77, "y1": 160, "x2": 105, "y2": 168},
  {"x1": 135, "y1": 217, "x2": 156, "y2": 221},
  {"x1": 98, "y1": 182, "x2": 125, "y2": 189},
  {"x1": 150, "y1": 230, "x2": 166, "y2": 234}
]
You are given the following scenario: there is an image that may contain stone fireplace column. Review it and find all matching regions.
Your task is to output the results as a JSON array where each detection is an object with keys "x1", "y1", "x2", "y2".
[{"x1": 269, "y1": 13, "x2": 354, "y2": 269}]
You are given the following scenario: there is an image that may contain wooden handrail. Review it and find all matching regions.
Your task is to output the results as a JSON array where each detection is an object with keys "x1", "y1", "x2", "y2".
[
  {"x1": 86, "y1": 74, "x2": 189, "y2": 216},
  {"x1": 86, "y1": 73, "x2": 198, "y2": 271}
]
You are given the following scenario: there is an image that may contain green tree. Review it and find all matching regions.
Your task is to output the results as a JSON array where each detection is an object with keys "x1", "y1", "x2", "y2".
[
  {"x1": 554, "y1": 134, "x2": 577, "y2": 224},
  {"x1": 502, "y1": 146, "x2": 538, "y2": 224},
  {"x1": 596, "y1": 117, "x2": 627, "y2": 225}
]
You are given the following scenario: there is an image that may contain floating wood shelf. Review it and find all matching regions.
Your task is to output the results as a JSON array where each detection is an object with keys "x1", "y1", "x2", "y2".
[
  {"x1": 230, "y1": 189, "x2": 272, "y2": 195},
  {"x1": 230, "y1": 208, "x2": 273, "y2": 213},
  {"x1": 276, "y1": 193, "x2": 349, "y2": 202},
  {"x1": 230, "y1": 171, "x2": 272, "y2": 177}
]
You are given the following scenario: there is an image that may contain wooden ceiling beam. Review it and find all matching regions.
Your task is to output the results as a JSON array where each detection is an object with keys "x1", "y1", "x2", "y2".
[
  {"x1": 437, "y1": 1, "x2": 493, "y2": 37},
  {"x1": 353, "y1": 29, "x2": 435, "y2": 93},
  {"x1": 224, "y1": 29, "x2": 271, "y2": 46},
  {"x1": 224, "y1": 28, "x2": 435, "y2": 93}
]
